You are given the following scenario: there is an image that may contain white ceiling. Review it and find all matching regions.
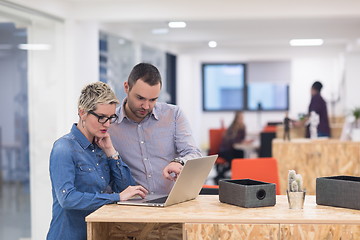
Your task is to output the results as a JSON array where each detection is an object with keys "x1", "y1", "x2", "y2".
[
  {"x1": 5, "y1": 0, "x2": 360, "y2": 54},
  {"x1": 100, "y1": 18, "x2": 360, "y2": 54}
]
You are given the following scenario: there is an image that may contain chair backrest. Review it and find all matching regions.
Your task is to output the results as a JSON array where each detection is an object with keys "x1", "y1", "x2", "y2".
[
  {"x1": 209, "y1": 128, "x2": 226, "y2": 155},
  {"x1": 231, "y1": 158, "x2": 281, "y2": 194},
  {"x1": 262, "y1": 125, "x2": 277, "y2": 133}
]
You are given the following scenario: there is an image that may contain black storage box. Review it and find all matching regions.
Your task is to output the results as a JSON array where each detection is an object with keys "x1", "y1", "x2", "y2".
[
  {"x1": 316, "y1": 176, "x2": 360, "y2": 210},
  {"x1": 219, "y1": 179, "x2": 276, "y2": 208}
]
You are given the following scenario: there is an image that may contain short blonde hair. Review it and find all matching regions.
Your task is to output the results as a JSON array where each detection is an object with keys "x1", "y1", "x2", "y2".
[{"x1": 78, "y1": 82, "x2": 119, "y2": 111}]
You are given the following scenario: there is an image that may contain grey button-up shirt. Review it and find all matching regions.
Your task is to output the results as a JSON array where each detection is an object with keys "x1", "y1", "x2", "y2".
[{"x1": 109, "y1": 100, "x2": 202, "y2": 195}]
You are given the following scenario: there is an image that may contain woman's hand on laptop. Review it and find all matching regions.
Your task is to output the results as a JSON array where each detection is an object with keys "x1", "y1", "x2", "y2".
[
  {"x1": 163, "y1": 162, "x2": 183, "y2": 181},
  {"x1": 119, "y1": 185, "x2": 148, "y2": 201}
]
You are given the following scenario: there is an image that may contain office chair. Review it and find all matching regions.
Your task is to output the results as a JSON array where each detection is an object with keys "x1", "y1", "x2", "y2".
[
  {"x1": 231, "y1": 157, "x2": 281, "y2": 194},
  {"x1": 208, "y1": 128, "x2": 228, "y2": 183}
]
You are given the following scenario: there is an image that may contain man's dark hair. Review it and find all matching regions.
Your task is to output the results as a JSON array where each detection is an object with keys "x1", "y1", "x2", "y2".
[
  {"x1": 127, "y1": 63, "x2": 162, "y2": 90},
  {"x1": 312, "y1": 81, "x2": 323, "y2": 92}
]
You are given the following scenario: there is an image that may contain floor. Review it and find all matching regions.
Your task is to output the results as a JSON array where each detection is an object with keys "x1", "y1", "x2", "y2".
[{"x1": 0, "y1": 181, "x2": 31, "y2": 240}]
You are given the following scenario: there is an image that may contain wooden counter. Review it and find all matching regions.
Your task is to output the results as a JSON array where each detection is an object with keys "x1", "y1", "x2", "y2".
[
  {"x1": 273, "y1": 138, "x2": 360, "y2": 195},
  {"x1": 86, "y1": 195, "x2": 360, "y2": 239}
]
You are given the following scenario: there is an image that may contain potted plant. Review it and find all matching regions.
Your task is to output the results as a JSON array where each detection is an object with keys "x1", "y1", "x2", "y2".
[
  {"x1": 351, "y1": 107, "x2": 360, "y2": 141},
  {"x1": 286, "y1": 170, "x2": 306, "y2": 209}
]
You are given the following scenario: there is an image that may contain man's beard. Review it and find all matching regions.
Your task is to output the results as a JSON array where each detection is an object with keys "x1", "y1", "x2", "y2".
[{"x1": 130, "y1": 104, "x2": 150, "y2": 119}]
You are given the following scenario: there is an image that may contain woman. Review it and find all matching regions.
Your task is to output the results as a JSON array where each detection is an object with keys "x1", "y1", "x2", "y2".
[
  {"x1": 219, "y1": 111, "x2": 247, "y2": 161},
  {"x1": 47, "y1": 82, "x2": 148, "y2": 240},
  {"x1": 215, "y1": 111, "x2": 248, "y2": 183}
]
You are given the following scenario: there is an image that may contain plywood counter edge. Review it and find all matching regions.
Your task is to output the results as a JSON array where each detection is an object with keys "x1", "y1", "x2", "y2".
[
  {"x1": 86, "y1": 218, "x2": 360, "y2": 225},
  {"x1": 86, "y1": 195, "x2": 360, "y2": 224}
]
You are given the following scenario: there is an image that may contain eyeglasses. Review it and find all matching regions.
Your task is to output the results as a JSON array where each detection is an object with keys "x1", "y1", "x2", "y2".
[{"x1": 88, "y1": 110, "x2": 118, "y2": 124}]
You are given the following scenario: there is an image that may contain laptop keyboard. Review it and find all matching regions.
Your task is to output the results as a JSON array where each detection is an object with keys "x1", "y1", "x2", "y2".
[{"x1": 145, "y1": 196, "x2": 168, "y2": 204}]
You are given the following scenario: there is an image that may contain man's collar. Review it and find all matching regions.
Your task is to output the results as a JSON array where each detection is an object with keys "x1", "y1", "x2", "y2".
[
  {"x1": 152, "y1": 104, "x2": 159, "y2": 120},
  {"x1": 115, "y1": 98, "x2": 127, "y2": 123}
]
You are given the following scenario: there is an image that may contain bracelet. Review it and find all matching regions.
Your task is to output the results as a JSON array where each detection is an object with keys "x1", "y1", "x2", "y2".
[{"x1": 108, "y1": 151, "x2": 120, "y2": 160}]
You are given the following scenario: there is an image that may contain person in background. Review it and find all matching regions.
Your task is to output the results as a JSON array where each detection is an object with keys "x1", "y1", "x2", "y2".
[
  {"x1": 306, "y1": 81, "x2": 331, "y2": 138},
  {"x1": 216, "y1": 111, "x2": 250, "y2": 183},
  {"x1": 47, "y1": 82, "x2": 148, "y2": 240},
  {"x1": 109, "y1": 63, "x2": 202, "y2": 196}
]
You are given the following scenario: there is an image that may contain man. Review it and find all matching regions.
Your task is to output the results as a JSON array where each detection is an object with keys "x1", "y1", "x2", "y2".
[
  {"x1": 109, "y1": 63, "x2": 202, "y2": 195},
  {"x1": 306, "y1": 81, "x2": 330, "y2": 138}
]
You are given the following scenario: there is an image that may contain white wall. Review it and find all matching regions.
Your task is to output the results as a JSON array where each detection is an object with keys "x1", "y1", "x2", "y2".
[
  {"x1": 177, "y1": 53, "x2": 344, "y2": 150},
  {"x1": 290, "y1": 58, "x2": 344, "y2": 118},
  {"x1": 27, "y1": 19, "x2": 65, "y2": 240},
  {"x1": 344, "y1": 52, "x2": 360, "y2": 112},
  {"x1": 28, "y1": 20, "x2": 99, "y2": 240}
]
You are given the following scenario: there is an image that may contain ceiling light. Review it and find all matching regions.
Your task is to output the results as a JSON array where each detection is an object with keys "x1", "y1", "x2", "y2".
[
  {"x1": 289, "y1": 39, "x2": 324, "y2": 46},
  {"x1": 18, "y1": 44, "x2": 52, "y2": 50},
  {"x1": 168, "y1": 21, "x2": 186, "y2": 28},
  {"x1": 208, "y1": 41, "x2": 217, "y2": 48},
  {"x1": 152, "y1": 28, "x2": 169, "y2": 35}
]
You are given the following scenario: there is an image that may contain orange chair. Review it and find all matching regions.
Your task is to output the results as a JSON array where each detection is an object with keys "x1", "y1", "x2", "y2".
[
  {"x1": 262, "y1": 125, "x2": 277, "y2": 133},
  {"x1": 209, "y1": 128, "x2": 229, "y2": 183},
  {"x1": 209, "y1": 128, "x2": 227, "y2": 164},
  {"x1": 231, "y1": 158, "x2": 281, "y2": 194},
  {"x1": 200, "y1": 184, "x2": 219, "y2": 195}
]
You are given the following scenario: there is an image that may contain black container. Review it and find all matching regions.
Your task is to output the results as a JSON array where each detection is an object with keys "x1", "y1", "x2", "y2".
[
  {"x1": 219, "y1": 179, "x2": 276, "y2": 208},
  {"x1": 316, "y1": 175, "x2": 360, "y2": 210}
]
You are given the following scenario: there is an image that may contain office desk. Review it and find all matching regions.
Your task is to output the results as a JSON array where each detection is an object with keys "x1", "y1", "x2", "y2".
[
  {"x1": 233, "y1": 143, "x2": 258, "y2": 158},
  {"x1": 86, "y1": 195, "x2": 360, "y2": 240}
]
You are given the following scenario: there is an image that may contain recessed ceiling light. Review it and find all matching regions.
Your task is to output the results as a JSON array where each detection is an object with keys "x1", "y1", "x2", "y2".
[
  {"x1": 208, "y1": 41, "x2": 217, "y2": 48},
  {"x1": 18, "y1": 44, "x2": 52, "y2": 50},
  {"x1": 289, "y1": 39, "x2": 324, "y2": 46},
  {"x1": 168, "y1": 21, "x2": 186, "y2": 28},
  {"x1": 152, "y1": 28, "x2": 169, "y2": 35}
]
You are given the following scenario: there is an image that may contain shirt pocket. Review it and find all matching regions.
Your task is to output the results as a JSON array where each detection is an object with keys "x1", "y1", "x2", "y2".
[
  {"x1": 75, "y1": 164, "x2": 98, "y2": 189},
  {"x1": 76, "y1": 163, "x2": 96, "y2": 184},
  {"x1": 76, "y1": 164, "x2": 96, "y2": 175}
]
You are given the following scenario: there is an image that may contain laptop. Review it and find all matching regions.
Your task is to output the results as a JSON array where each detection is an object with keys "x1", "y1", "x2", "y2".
[{"x1": 117, "y1": 155, "x2": 218, "y2": 207}]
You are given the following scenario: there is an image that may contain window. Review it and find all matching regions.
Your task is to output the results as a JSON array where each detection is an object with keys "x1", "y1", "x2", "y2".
[
  {"x1": 247, "y1": 61, "x2": 290, "y2": 111},
  {"x1": 247, "y1": 82, "x2": 289, "y2": 110},
  {"x1": 202, "y1": 61, "x2": 290, "y2": 111},
  {"x1": 202, "y1": 63, "x2": 246, "y2": 111}
]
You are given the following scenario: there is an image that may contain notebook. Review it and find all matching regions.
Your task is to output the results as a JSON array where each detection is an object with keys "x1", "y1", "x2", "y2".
[{"x1": 117, "y1": 155, "x2": 218, "y2": 207}]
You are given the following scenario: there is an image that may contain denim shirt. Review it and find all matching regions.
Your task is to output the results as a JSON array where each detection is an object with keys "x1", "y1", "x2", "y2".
[{"x1": 47, "y1": 124, "x2": 136, "y2": 240}]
